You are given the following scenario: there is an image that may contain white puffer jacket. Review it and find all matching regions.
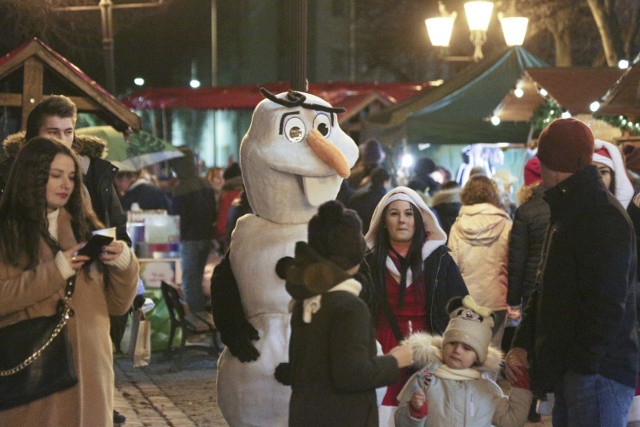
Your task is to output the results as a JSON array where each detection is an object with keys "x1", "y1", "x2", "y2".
[{"x1": 395, "y1": 333, "x2": 531, "y2": 427}]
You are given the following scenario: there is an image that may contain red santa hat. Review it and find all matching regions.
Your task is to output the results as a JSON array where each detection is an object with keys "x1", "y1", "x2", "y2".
[
  {"x1": 523, "y1": 156, "x2": 542, "y2": 186},
  {"x1": 592, "y1": 147, "x2": 614, "y2": 170},
  {"x1": 593, "y1": 139, "x2": 635, "y2": 208}
]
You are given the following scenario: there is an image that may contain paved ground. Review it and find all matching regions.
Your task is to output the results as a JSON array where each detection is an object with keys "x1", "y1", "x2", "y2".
[
  {"x1": 114, "y1": 350, "x2": 226, "y2": 427},
  {"x1": 113, "y1": 349, "x2": 552, "y2": 427}
]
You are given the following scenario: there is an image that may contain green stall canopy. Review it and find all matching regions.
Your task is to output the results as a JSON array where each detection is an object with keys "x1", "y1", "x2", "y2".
[{"x1": 363, "y1": 46, "x2": 547, "y2": 147}]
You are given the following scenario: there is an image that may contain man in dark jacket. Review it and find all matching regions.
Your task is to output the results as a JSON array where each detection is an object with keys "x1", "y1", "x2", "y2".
[
  {"x1": 169, "y1": 147, "x2": 217, "y2": 314},
  {"x1": 506, "y1": 118, "x2": 638, "y2": 425},
  {"x1": 347, "y1": 166, "x2": 390, "y2": 234},
  {"x1": 1, "y1": 95, "x2": 129, "y2": 243}
]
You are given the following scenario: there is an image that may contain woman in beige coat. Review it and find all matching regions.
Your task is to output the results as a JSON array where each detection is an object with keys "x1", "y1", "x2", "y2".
[
  {"x1": 0, "y1": 137, "x2": 139, "y2": 426},
  {"x1": 448, "y1": 175, "x2": 512, "y2": 349}
]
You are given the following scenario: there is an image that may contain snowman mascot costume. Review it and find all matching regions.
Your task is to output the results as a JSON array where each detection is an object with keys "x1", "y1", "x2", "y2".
[{"x1": 211, "y1": 88, "x2": 359, "y2": 426}]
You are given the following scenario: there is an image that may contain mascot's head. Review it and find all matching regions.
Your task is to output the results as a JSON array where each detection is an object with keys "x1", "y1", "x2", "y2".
[{"x1": 240, "y1": 89, "x2": 358, "y2": 225}]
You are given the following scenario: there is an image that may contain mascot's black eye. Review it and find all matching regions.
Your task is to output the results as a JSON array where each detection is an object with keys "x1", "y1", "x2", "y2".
[
  {"x1": 313, "y1": 114, "x2": 331, "y2": 138},
  {"x1": 284, "y1": 117, "x2": 306, "y2": 143}
]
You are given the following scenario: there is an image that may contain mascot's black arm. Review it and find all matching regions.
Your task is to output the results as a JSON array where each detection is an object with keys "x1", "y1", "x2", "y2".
[{"x1": 210, "y1": 251, "x2": 261, "y2": 362}]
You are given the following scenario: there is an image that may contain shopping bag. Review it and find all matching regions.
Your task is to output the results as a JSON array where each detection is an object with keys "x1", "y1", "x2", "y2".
[{"x1": 129, "y1": 309, "x2": 151, "y2": 368}]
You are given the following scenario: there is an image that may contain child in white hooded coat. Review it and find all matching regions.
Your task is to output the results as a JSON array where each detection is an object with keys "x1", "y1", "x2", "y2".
[{"x1": 395, "y1": 296, "x2": 532, "y2": 427}]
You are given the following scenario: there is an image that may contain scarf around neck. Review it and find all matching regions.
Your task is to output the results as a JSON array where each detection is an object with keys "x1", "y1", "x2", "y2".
[{"x1": 301, "y1": 278, "x2": 362, "y2": 323}]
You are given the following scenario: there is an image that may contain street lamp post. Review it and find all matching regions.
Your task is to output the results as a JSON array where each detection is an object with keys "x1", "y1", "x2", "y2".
[
  {"x1": 52, "y1": 0, "x2": 165, "y2": 94},
  {"x1": 425, "y1": 1, "x2": 528, "y2": 62}
]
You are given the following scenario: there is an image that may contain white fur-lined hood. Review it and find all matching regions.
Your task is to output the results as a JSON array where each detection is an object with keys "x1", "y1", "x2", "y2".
[{"x1": 404, "y1": 332, "x2": 504, "y2": 375}]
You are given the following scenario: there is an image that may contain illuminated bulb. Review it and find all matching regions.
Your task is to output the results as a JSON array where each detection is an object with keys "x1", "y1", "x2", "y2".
[
  {"x1": 589, "y1": 101, "x2": 600, "y2": 112},
  {"x1": 491, "y1": 115, "x2": 501, "y2": 126},
  {"x1": 514, "y1": 88, "x2": 524, "y2": 98},
  {"x1": 401, "y1": 154, "x2": 414, "y2": 168}
]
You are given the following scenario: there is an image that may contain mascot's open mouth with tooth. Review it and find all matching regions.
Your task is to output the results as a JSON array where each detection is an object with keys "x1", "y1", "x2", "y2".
[{"x1": 211, "y1": 88, "x2": 359, "y2": 426}]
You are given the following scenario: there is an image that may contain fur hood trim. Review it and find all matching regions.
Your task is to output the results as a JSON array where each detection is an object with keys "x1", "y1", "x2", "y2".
[
  {"x1": 432, "y1": 187, "x2": 461, "y2": 206},
  {"x1": 74, "y1": 134, "x2": 108, "y2": 159},
  {"x1": 404, "y1": 332, "x2": 503, "y2": 375},
  {"x1": 1, "y1": 131, "x2": 26, "y2": 161},
  {"x1": 1, "y1": 132, "x2": 108, "y2": 160}
]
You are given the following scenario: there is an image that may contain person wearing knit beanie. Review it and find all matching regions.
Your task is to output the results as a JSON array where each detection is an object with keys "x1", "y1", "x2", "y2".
[
  {"x1": 275, "y1": 200, "x2": 413, "y2": 427},
  {"x1": 506, "y1": 121, "x2": 638, "y2": 424},
  {"x1": 394, "y1": 295, "x2": 533, "y2": 427},
  {"x1": 442, "y1": 295, "x2": 495, "y2": 364},
  {"x1": 307, "y1": 200, "x2": 366, "y2": 272},
  {"x1": 536, "y1": 118, "x2": 594, "y2": 174}
]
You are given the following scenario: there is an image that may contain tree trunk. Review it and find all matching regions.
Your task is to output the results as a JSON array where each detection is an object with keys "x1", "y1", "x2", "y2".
[
  {"x1": 624, "y1": 0, "x2": 639, "y2": 58},
  {"x1": 546, "y1": 7, "x2": 573, "y2": 66},
  {"x1": 587, "y1": 0, "x2": 625, "y2": 66}
]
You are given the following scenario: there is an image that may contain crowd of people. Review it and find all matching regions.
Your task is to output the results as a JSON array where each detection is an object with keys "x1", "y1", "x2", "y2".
[{"x1": 0, "y1": 94, "x2": 637, "y2": 427}]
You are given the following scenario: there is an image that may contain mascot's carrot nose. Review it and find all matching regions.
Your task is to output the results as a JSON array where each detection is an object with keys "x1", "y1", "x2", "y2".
[{"x1": 307, "y1": 129, "x2": 351, "y2": 178}]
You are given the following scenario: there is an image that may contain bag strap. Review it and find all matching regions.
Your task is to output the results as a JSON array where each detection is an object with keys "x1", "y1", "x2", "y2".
[{"x1": 0, "y1": 276, "x2": 76, "y2": 377}]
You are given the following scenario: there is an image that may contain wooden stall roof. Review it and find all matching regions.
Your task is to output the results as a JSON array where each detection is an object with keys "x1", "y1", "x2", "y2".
[
  {"x1": 0, "y1": 38, "x2": 140, "y2": 131},
  {"x1": 493, "y1": 67, "x2": 624, "y2": 122},
  {"x1": 599, "y1": 59, "x2": 640, "y2": 118}
]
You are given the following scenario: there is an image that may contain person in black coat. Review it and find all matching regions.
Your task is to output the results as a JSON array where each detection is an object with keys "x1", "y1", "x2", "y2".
[
  {"x1": 431, "y1": 180, "x2": 462, "y2": 239},
  {"x1": 506, "y1": 157, "x2": 550, "y2": 327},
  {"x1": 169, "y1": 147, "x2": 217, "y2": 314},
  {"x1": 115, "y1": 170, "x2": 172, "y2": 211},
  {"x1": 274, "y1": 201, "x2": 413, "y2": 427},
  {"x1": 347, "y1": 166, "x2": 390, "y2": 234},
  {"x1": 506, "y1": 118, "x2": 638, "y2": 425}
]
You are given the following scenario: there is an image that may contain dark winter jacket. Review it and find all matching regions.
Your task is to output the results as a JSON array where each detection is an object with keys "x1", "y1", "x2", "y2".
[
  {"x1": 1, "y1": 132, "x2": 130, "y2": 244},
  {"x1": 120, "y1": 181, "x2": 172, "y2": 211},
  {"x1": 512, "y1": 165, "x2": 638, "y2": 393},
  {"x1": 347, "y1": 184, "x2": 388, "y2": 234},
  {"x1": 431, "y1": 188, "x2": 461, "y2": 238},
  {"x1": 363, "y1": 244, "x2": 468, "y2": 336},
  {"x1": 285, "y1": 289, "x2": 398, "y2": 427},
  {"x1": 506, "y1": 185, "x2": 550, "y2": 306},
  {"x1": 169, "y1": 154, "x2": 217, "y2": 241}
]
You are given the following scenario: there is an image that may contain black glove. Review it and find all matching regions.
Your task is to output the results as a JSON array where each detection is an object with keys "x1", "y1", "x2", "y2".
[
  {"x1": 226, "y1": 323, "x2": 260, "y2": 362},
  {"x1": 275, "y1": 362, "x2": 292, "y2": 385}
]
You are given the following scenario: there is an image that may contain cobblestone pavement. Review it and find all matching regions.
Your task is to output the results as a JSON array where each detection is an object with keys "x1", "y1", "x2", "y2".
[
  {"x1": 114, "y1": 350, "x2": 552, "y2": 427},
  {"x1": 114, "y1": 350, "x2": 228, "y2": 427}
]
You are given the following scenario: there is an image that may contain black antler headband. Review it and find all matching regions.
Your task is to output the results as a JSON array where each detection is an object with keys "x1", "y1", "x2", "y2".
[{"x1": 259, "y1": 87, "x2": 346, "y2": 114}]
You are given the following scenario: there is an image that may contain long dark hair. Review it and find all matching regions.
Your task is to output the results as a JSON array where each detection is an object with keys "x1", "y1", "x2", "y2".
[
  {"x1": 368, "y1": 201, "x2": 427, "y2": 316},
  {"x1": 0, "y1": 137, "x2": 100, "y2": 269}
]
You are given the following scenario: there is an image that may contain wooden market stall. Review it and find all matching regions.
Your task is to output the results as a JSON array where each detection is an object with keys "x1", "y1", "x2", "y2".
[{"x1": 0, "y1": 38, "x2": 140, "y2": 132}]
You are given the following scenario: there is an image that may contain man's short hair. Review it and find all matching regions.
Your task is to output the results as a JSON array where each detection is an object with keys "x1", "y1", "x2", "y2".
[
  {"x1": 25, "y1": 95, "x2": 78, "y2": 140},
  {"x1": 370, "y1": 166, "x2": 390, "y2": 187}
]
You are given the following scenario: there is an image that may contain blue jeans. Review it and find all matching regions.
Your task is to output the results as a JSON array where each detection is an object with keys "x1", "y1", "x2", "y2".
[
  {"x1": 552, "y1": 371, "x2": 634, "y2": 427},
  {"x1": 180, "y1": 240, "x2": 212, "y2": 313}
]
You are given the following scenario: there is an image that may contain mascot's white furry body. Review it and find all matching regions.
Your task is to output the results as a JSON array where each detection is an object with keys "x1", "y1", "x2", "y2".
[{"x1": 214, "y1": 90, "x2": 358, "y2": 426}]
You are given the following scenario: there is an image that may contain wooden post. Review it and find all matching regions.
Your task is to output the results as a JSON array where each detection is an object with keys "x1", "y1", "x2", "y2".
[
  {"x1": 21, "y1": 58, "x2": 44, "y2": 129},
  {"x1": 291, "y1": 0, "x2": 308, "y2": 92}
]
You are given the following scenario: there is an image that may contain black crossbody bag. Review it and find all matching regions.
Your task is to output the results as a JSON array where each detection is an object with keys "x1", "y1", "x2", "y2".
[{"x1": 0, "y1": 276, "x2": 78, "y2": 411}]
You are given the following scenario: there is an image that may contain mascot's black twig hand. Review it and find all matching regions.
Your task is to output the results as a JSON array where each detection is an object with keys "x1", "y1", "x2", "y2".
[
  {"x1": 229, "y1": 337, "x2": 261, "y2": 362},
  {"x1": 244, "y1": 323, "x2": 260, "y2": 341},
  {"x1": 274, "y1": 362, "x2": 292, "y2": 385}
]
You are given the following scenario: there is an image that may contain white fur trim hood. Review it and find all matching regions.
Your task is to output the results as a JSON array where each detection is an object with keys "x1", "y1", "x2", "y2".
[
  {"x1": 594, "y1": 139, "x2": 634, "y2": 209},
  {"x1": 365, "y1": 186, "x2": 447, "y2": 260},
  {"x1": 404, "y1": 332, "x2": 504, "y2": 376}
]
